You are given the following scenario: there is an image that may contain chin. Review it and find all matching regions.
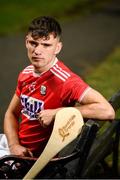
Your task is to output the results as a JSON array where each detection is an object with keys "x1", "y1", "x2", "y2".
[
  {"x1": 32, "y1": 61, "x2": 41, "y2": 67},
  {"x1": 33, "y1": 63, "x2": 44, "y2": 70}
]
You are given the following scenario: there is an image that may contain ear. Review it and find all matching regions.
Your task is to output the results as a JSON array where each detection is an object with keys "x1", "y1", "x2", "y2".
[
  {"x1": 55, "y1": 41, "x2": 63, "y2": 55},
  {"x1": 25, "y1": 35, "x2": 29, "y2": 49}
]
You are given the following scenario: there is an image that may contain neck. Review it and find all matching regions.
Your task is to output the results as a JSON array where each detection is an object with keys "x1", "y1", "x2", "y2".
[{"x1": 34, "y1": 57, "x2": 57, "y2": 74}]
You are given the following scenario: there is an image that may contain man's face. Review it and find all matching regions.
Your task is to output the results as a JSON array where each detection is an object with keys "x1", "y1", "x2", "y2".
[{"x1": 26, "y1": 33, "x2": 62, "y2": 72}]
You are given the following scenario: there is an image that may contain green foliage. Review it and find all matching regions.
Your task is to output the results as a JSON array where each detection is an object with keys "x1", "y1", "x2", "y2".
[
  {"x1": 86, "y1": 47, "x2": 120, "y2": 99},
  {"x1": 0, "y1": 0, "x2": 89, "y2": 35},
  {"x1": 86, "y1": 47, "x2": 120, "y2": 169},
  {"x1": 0, "y1": 0, "x2": 111, "y2": 35},
  {"x1": 86, "y1": 47, "x2": 120, "y2": 119}
]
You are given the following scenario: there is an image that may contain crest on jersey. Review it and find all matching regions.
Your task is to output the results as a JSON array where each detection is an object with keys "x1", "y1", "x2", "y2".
[{"x1": 40, "y1": 85, "x2": 47, "y2": 95}]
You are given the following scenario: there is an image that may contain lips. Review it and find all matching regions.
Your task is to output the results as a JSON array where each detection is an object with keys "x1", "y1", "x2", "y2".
[{"x1": 32, "y1": 57, "x2": 44, "y2": 61}]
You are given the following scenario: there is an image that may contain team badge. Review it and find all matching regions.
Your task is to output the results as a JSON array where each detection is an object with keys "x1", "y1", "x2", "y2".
[{"x1": 40, "y1": 85, "x2": 47, "y2": 95}]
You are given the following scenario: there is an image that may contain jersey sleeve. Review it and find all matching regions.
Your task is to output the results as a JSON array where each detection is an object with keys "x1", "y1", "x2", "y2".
[
  {"x1": 60, "y1": 75, "x2": 91, "y2": 106},
  {"x1": 15, "y1": 72, "x2": 22, "y2": 97}
]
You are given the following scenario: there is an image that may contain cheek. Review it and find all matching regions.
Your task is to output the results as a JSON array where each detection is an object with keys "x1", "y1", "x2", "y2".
[
  {"x1": 44, "y1": 49, "x2": 53, "y2": 58},
  {"x1": 48, "y1": 47, "x2": 57, "y2": 56},
  {"x1": 27, "y1": 47, "x2": 33, "y2": 55}
]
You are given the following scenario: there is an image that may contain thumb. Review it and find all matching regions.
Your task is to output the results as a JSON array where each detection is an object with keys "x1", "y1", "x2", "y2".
[{"x1": 28, "y1": 149, "x2": 33, "y2": 157}]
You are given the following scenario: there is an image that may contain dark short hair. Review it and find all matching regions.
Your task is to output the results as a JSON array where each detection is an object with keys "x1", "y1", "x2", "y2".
[{"x1": 27, "y1": 16, "x2": 62, "y2": 39}]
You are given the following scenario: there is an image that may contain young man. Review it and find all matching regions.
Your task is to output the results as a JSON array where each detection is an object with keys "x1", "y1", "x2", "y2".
[{"x1": 3, "y1": 16, "x2": 115, "y2": 158}]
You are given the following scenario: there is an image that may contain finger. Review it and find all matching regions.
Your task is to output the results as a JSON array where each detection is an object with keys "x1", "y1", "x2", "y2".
[
  {"x1": 41, "y1": 123, "x2": 47, "y2": 128},
  {"x1": 39, "y1": 118, "x2": 47, "y2": 128},
  {"x1": 38, "y1": 117, "x2": 42, "y2": 125},
  {"x1": 40, "y1": 119, "x2": 45, "y2": 127},
  {"x1": 28, "y1": 149, "x2": 34, "y2": 157},
  {"x1": 36, "y1": 113, "x2": 41, "y2": 120},
  {"x1": 23, "y1": 149, "x2": 32, "y2": 157}
]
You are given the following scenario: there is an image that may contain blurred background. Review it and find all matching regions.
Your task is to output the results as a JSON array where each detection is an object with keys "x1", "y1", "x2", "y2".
[
  {"x1": 0, "y1": 0, "x2": 120, "y2": 131},
  {"x1": 0, "y1": 0, "x2": 120, "y2": 177}
]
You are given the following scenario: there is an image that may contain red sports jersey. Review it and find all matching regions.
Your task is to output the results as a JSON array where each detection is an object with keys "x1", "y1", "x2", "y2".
[{"x1": 16, "y1": 59, "x2": 90, "y2": 157}]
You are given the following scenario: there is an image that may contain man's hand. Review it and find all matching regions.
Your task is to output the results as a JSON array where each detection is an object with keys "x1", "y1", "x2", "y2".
[
  {"x1": 37, "y1": 109, "x2": 61, "y2": 127},
  {"x1": 9, "y1": 144, "x2": 33, "y2": 157}
]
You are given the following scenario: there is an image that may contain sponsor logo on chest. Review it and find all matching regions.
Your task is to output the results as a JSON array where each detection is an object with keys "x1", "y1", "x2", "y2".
[{"x1": 21, "y1": 94, "x2": 44, "y2": 120}]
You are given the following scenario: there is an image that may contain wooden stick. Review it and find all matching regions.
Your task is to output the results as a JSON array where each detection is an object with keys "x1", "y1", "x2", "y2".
[{"x1": 23, "y1": 107, "x2": 84, "y2": 179}]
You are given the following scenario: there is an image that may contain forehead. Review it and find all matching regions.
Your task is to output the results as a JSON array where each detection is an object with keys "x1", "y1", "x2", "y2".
[{"x1": 26, "y1": 33, "x2": 59, "y2": 43}]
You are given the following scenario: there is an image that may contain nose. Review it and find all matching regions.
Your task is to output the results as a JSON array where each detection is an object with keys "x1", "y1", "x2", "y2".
[{"x1": 34, "y1": 45, "x2": 42, "y2": 55}]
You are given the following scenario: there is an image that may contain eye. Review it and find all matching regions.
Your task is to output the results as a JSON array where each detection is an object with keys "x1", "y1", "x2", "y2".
[
  {"x1": 29, "y1": 40, "x2": 37, "y2": 47},
  {"x1": 42, "y1": 43, "x2": 51, "y2": 47}
]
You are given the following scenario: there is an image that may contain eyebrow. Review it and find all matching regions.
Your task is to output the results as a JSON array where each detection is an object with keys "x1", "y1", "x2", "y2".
[
  {"x1": 41, "y1": 42, "x2": 52, "y2": 46},
  {"x1": 29, "y1": 40, "x2": 38, "y2": 44},
  {"x1": 29, "y1": 40, "x2": 52, "y2": 46}
]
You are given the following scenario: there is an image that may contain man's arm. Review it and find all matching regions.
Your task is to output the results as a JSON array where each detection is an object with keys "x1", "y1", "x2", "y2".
[
  {"x1": 4, "y1": 94, "x2": 21, "y2": 146},
  {"x1": 4, "y1": 94, "x2": 33, "y2": 157},
  {"x1": 76, "y1": 88, "x2": 115, "y2": 120},
  {"x1": 36, "y1": 88, "x2": 115, "y2": 127}
]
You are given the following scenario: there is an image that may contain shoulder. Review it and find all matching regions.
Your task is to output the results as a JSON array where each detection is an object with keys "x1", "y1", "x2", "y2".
[
  {"x1": 18, "y1": 65, "x2": 34, "y2": 80},
  {"x1": 21, "y1": 65, "x2": 34, "y2": 75},
  {"x1": 50, "y1": 60, "x2": 80, "y2": 83},
  {"x1": 55, "y1": 60, "x2": 90, "y2": 92}
]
